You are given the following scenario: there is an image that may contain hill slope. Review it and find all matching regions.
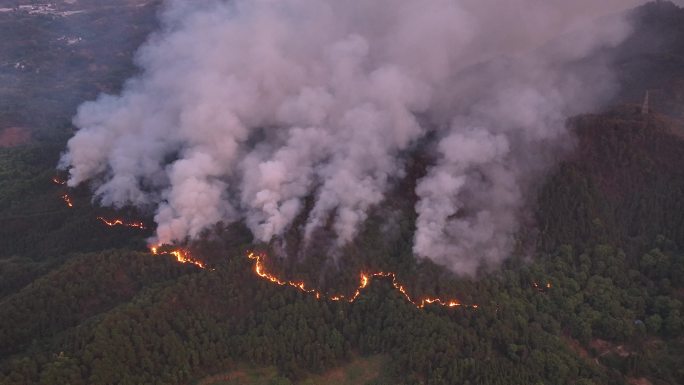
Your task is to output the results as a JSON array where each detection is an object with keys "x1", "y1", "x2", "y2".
[{"x1": 1, "y1": 1, "x2": 684, "y2": 385}]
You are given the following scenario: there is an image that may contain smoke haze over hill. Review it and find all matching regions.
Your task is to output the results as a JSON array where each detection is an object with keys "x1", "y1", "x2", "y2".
[{"x1": 59, "y1": 0, "x2": 639, "y2": 274}]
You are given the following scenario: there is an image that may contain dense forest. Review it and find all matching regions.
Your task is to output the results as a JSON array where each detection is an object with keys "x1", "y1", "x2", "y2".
[{"x1": 1, "y1": 1, "x2": 684, "y2": 385}]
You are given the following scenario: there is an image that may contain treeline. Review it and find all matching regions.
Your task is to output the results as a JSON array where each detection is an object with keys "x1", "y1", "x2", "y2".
[
  {"x1": 537, "y1": 109, "x2": 684, "y2": 255},
  {"x1": 0, "y1": 250, "x2": 198, "y2": 359},
  {"x1": 2, "y1": 233, "x2": 683, "y2": 384},
  {"x1": 0, "y1": 250, "x2": 613, "y2": 385},
  {"x1": 0, "y1": 144, "x2": 153, "y2": 300}
]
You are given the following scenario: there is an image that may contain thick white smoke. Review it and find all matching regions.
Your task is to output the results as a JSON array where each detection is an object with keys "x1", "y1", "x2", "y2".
[{"x1": 59, "y1": 0, "x2": 638, "y2": 274}]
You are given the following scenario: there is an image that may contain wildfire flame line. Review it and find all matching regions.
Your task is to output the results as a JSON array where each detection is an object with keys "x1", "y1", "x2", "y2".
[
  {"x1": 97, "y1": 217, "x2": 146, "y2": 229},
  {"x1": 52, "y1": 177, "x2": 484, "y2": 309},
  {"x1": 50, "y1": 176, "x2": 533, "y2": 309},
  {"x1": 248, "y1": 252, "x2": 478, "y2": 309},
  {"x1": 51, "y1": 176, "x2": 547, "y2": 306},
  {"x1": 150, "y1": 246, "x2": 207, "y2": 269}
]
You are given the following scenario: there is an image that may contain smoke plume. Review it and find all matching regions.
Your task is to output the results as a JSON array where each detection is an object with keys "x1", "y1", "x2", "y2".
[{"x1": 60, "y1": 0, "x2": 638, "y2": 275}]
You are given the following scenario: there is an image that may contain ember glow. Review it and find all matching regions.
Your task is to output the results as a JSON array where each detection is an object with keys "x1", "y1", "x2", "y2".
[
  {"x1": 61, "y1": 194, "x2": 73, "y2": 208},
  {"x1": 52, "y1": 177, "x2": 66, "y2": 185},
  {"x1": 97, "y1": 217, "x2": 146, "y2": 229},
  {"x1": 248, "y1": 252, "x2": 477, "y2": 309}
]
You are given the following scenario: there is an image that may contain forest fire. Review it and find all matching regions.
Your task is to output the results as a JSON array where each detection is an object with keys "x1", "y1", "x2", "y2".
[
  {"x1": 247, "y1": 252, "x2": 478, "y2": 309},
  {"x1": 97, "y1": 217, "x2": 146, "y2": 229},
  {"x1": 61, "y1": 194, "x2": 73, "y2": 208},
  {"x1": 532, "y1": 281, "x2": 553, "y2": 292},
  {"x1": 150, "y1": 246, "x2": 207, "y2": 269},
  {"x1": 54, "y1": 178, "x2": 473, "y2": 309},
  {"x1": 54, "y1": 176, "x2": 72, "y2": 207}
]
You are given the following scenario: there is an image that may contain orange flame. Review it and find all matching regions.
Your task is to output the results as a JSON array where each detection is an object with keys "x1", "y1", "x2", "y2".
[
  {"x1": 52, "y1": 177, "x2": 66, "y2": 185},
  {"x1": 97, "y1": 217, "x2": 146, "y2": 229},
  {"x1": 61, "y1": 194, "x2": 73, "y2": 208},
  {"x1": 532, "y1": 281, "x2": 552, "y2": 292},
  {"x1": 150, "y1": 246, "x2": 206, "y2": 269},
  {"x1": 247, "y1": 252, "x2": 477, "y2": 309}
]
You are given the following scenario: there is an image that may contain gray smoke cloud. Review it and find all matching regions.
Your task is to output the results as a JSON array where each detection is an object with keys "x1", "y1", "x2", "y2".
[{"x1": 59, "y1": 0, "x2": 639, "y2": 275}]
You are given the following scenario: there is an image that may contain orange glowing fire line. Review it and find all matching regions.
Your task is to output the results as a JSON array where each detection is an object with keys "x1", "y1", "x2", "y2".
[
  {"x1": 61, "y1": 194, "x2": 73, "y2": 208},
  {"x1": 97, "y1": 217, "x2": 146, "y2": 229},
  {"x1": 151, "y1": 246, "x2": 206, "y2": 269},
  {"x1": 247, "y1": 252, "x2": 478, "y2": 309}
]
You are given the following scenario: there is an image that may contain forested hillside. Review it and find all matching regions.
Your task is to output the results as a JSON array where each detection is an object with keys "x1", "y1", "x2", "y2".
[{"x1": 1, "y1": 1, "x2": 684, "y2": 385}]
